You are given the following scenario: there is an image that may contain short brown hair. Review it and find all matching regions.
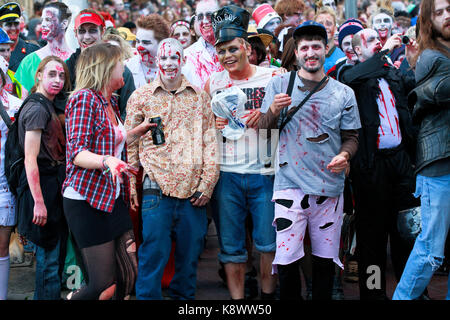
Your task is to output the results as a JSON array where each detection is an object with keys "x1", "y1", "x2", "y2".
[
  {"x1": 294, "y1": 34, "x2": 327, "y2": 48},
  {"x1": 274, "y1": 0, "x2": 306, "y2": 20},
  {"x1": 136, "y1": 14, "x2": 170, "y2": 41}
]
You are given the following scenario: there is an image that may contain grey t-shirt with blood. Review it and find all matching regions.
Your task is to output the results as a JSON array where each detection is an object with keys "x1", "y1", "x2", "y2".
[{"x1": 261, "y1": 73, "x2": 361, "y2": 197}]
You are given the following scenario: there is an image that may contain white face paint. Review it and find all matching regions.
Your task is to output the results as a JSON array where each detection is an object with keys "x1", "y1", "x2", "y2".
[
  {"x1": 263, "y1": 17, "x2": 281, "y2": 34},
  {"x1": 114, "y1": 0, "x2": 125, "y2": 11},
  {"x1": 41, "y1": 7, "x2": 64, "y2": 41},
  {"x1": 341, "y1": 34, "x2": 358, "y2": 63},
  {"x1": 172, "y1": 25, "x2": 192, "y2": 48},
  {"x1": 196, "y1": 0, "x2": 219, "y2": 44},
  {"x1": 136, "y1": 28, "x2": 159, "y2": 67},
  {"x1": 372, "y1": 13, "x2": 393, "y2": 40},
  {"x1": 157, "y1": 40, "x2": 184, "y2": 82},
  {"x1": 322, "y1": 0, "x2": 337, "y2": 11}
]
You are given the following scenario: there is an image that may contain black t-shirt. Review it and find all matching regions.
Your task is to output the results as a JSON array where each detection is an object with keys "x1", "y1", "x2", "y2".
[{"x1": 18, "y1": 95, "x2": 65, "y2": 163}]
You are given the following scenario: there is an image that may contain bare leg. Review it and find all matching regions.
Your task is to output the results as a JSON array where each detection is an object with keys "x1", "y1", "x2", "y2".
[
  {"x1": 260, "y1": 251, "x2": 277, "y2": 294},
  {"x1": 224, "y1": 263, "x2": 246, "y2": 299}
]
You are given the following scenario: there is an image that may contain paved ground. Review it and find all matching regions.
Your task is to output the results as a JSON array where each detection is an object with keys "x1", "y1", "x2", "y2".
[{"x1": 7, "y1": 222, "x2": 449, "y2": 300}]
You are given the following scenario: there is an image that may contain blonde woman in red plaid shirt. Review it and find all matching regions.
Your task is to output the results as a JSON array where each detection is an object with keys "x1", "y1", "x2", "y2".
[{"x1": 63, "y1": 43, "x2": 152, "y2": 300}]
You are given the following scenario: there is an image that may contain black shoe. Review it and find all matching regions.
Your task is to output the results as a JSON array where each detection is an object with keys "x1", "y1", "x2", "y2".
[
  {"x1": 244, "y1": 267, "x2": 258, "y2": 300},
  {"x1": 218, "y1": 264, "x2": 227, "y2": 287},
  {"x1": 435, "y1": 264, "x2": 449, "y2": 276}
]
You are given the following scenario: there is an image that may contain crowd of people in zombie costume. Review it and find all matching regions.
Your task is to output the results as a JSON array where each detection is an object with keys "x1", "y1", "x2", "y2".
[{"x1": 0, "y1": 0, "x2": 448, "y2": 301}]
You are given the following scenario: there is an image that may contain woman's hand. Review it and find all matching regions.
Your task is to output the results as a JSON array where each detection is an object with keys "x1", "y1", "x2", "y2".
[{"x1": 104, "y1": 156, "x2": 139, "y2": 184}]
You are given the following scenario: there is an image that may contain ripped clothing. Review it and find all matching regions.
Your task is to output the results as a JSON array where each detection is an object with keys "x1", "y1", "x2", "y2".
[{"x1": 271, "y1": 188, "x2": 344, "y2": 274}]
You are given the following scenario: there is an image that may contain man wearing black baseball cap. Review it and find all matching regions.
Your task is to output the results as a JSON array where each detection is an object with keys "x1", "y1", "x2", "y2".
[
  {"x1": 205, "y1": 5, "x2": 278, "y2": 300},
  {"x1": 258, "y1": 20, "x2": 361, "y2": 300},
  {"x1": 0, "y1": 2, "x2": 39, "y2": 73}
]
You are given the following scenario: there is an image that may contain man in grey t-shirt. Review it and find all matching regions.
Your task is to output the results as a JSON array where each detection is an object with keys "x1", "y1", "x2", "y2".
[{"x1": 258, "y1": 21, "x2": 361, "y2": 300}]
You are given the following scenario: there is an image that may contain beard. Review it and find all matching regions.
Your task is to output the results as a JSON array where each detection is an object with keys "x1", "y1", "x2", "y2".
[
  {"x1": 297, "y1": 55, "x2": 325, "y2": 73},
  {"x1": 437, "y1": 21, "x2": 450, "y2": 40}
]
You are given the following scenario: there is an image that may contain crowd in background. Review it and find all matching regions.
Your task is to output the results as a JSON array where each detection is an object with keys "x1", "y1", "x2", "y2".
[{"x1": 0, "y1": 0, "x2": 448, "y2": 301}]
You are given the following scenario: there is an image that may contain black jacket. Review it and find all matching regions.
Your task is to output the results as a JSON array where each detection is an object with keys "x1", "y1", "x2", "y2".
[
  {"x1": 339, "y1": 50, "x2": 417, "y2": 171},
  {"x1": 9, "y1": 37, "x2": 40, "y2": 73},
  {"x1": 408, "y1": 49, "x2": 450, "y2": 175}
]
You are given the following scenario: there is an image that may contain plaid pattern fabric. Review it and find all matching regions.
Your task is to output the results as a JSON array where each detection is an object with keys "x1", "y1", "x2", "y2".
[{"x1": 63, "y1": 89, "x2": 129, "y2": 213}]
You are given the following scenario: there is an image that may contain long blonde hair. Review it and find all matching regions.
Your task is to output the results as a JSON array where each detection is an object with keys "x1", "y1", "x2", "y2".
[{"x1": 71, "y1": 42, "x2": 122, "y2": 97}]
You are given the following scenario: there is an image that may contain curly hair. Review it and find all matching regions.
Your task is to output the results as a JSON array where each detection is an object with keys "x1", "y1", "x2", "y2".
[{"x1": 136, "y1": 14, "x2": 170, "y2": 41}]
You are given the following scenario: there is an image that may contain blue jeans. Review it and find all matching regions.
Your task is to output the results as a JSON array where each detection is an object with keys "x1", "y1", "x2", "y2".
[
  {"x1": 34, "y1": 239, "x2": 62, "y2": 300},
  {"x1": 393, "y1": 174, "x2": 450, "y2": 300},
  {"x1": 136, "y1": 192, "x2": 207, "y2": 300},
  {"x1": 211, "y1": 171, "x2": 276, "y2": 264}
]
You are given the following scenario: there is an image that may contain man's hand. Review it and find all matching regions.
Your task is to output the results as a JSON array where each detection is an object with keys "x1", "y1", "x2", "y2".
[
  {"x1": 405, "y1": 39, "x2": 418, "y2": 66},
  {"x1": 244, "y1": 108, "x2": 261, "y2": 129},
  {"x1": 215, "y1": 117, "x2": 229, "y2": 130},
  {"x1": 382, "y1": 33, "x2": 402, "y2": 53},
  {"x1": 32, "y1": 201, "x2": 47, "y2": 227},
  {"x1": 327, "y1": 152, "x2": 350, "y2": 174},
  {"x1": 190, "y1": 194, "x2": 210, "y2": 207},
  {"x1": 269, "y1": 93, "x2": 292, "y2": 117}
]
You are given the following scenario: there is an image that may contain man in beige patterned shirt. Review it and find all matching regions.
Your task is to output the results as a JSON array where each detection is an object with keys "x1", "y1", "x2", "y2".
[{"x1": 125, "y1": 38, "x2": 219, "y2": 300}]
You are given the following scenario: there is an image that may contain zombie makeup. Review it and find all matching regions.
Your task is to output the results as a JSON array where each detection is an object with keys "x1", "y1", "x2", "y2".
[
  {"x1": 315, "y1": 13, "x2": 336, "y2": 43},
  {"x1": 322, "y1": 0, "x2": 337, "y2": 11},
  {"x1": 372, "y1": 13, "x2": 393, "y2": 42},
  {"x1": 172, "y1": 24, "x2": 192, "y2": 49},
  {"x1": 359, "y1": 29, "x2": 382, "y2": 61},
  {"x1": 341, "y1": 34, "x2": 357, "y2": 63},
  {"x1": 136, "y1": 28, "x2": 159, "y2": 67},
  {"x1": 263, "y1": 17, "x2": 281, "y2": 34},
  {"x1": 1, "y1": 20, "x2": 20, "y2": 42},
  {"x1": 295, "y1": 40, "x2": 326, "y2": 73},
  {"x1": 114, "y1": 0, "x2": 125, "y2": 12},
  {"x1": 76, "y1": 22, "x2": 103, "y2": 50},
  {"x1": 38, "y1": 60, "x2": 65, "y2": 99},
  {"x1": 41, "y1": 7, "x2": 64, "y2": 41},
  {"x1": 196, "y1": 0, "x2": 219, "y2": 45},
  {"x1": 216, "y1": 38, "x2": 250, "y2": 74},
  {"x1": 157, "y1": 39, "x2": 184, "y2": 82},
  {"x1": 0, "y1": 44, "x2": 11, "y2": 62}
]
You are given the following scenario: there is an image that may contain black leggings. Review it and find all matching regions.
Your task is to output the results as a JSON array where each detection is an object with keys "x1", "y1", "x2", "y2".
[
  {"x1": 69, "y1": 230, "x2": 137, "y2": 300},
  {"x1": 278, "y1": 256, "x2": 335, "y2": 300}
]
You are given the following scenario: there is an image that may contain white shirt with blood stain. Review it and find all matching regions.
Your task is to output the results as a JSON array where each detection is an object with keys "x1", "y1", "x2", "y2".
[
  {"x1": 376, "y1": 78, "x2": 402, "y2": 149},
  {"x1": 182, "y1": 37, "x2": 224, "y2": 89}
]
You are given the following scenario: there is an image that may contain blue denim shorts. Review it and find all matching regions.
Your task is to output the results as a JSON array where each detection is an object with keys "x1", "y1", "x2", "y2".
[{"x1": 211, "y1": 171, "x2": 276, "y2": 264}]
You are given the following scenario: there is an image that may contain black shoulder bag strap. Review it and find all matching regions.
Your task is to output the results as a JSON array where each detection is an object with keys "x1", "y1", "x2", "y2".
[
  {"x1": 0, "y1": 99, "x2": 12, "y2": 129},
  {"x1": 278, "y1": 72, "x2": 328, "y2": 134}
]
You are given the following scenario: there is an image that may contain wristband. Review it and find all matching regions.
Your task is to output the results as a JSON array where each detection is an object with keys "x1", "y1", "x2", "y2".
[{"x1": 102, "y1": 155, "x2": 111, "y2": 171}]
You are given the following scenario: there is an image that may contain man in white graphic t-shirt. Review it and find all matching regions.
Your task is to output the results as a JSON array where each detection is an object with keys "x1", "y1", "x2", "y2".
[{"x1": 204, "y1": 5, "x2": 278, "y2": 300}]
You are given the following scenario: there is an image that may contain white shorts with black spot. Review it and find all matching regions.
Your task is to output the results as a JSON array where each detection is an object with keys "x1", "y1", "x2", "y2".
[{"x1": 271, "y1": 188, "x2": 344, "y2": 274}]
